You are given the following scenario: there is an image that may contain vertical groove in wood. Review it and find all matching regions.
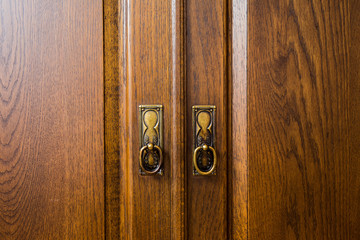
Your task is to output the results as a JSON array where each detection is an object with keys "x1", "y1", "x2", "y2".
[
  {"x1": 230, "y1": 0, "x2": 248, "y2": 239},
  {"x1": 170, "y1": 0, "x2": 186, "y2": 239},
  {"x1": 119, "y1": 0, "x2": 131, "y2": 238},
  {"x1": 104, "y1": 0, "x2": 121, "y2": 238}
]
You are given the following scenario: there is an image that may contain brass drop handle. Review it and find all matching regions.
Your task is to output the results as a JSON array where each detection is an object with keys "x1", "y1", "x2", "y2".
[
  {"x1": 139, "y1": 105, "x2": 163, "y2": 175},
  {"x1": 193, "y1": 144, "x2": 217, "y2": 175},
  {"x1": 192, "y1": 105, "x2": 216, "y2": 175},
  {"x1": 139, "y1": 143, "x2": 163, "y2": 175}
]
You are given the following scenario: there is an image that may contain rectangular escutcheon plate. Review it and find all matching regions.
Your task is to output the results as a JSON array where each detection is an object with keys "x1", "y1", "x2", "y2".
[
  {"x1": 139, "y1": 105, "x2": 163, "y2": 175},
  {"x1": 192, "y1": 105, "x2": 216, "y2": 175}
]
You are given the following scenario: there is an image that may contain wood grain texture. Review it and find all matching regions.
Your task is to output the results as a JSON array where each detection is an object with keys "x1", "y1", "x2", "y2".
[
  {"x1": 186, "y1": 0, "x2": 228, "y2": 239},
  {"x1": 349, "y1": 0, "x2": 360, "y2": 237},
  {"x1": 0, "y1": 0, "x2": 104, "y2": 239},
  {"x1": 118, "y1": 0, "x2": 185, "y2": 239},
  {"x1": 248, "y1": 0, "x2": 357, "y2": 239},
  {"x1": 170, "y1": 0, "x2": 186, "y2": 238},
  {"x1": 104, "y1": 0, "x2": 121, "y2": 238},
  {"x1": 230, "y1": 0, "x2": 248, "y2": 239}
]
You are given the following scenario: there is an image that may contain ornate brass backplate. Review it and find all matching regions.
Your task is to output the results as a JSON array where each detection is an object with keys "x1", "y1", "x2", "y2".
[
  {"x1": 192, "y1": 105, "x2": 216, "y2": 175},
  {"x1": 139, "y1": 105, "x2": 163, "y2": 175}
]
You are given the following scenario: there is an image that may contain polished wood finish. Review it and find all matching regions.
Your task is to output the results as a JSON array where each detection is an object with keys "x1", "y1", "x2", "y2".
[
  {"x1": 0, "y1": 0, "x2": 104, "y2": 239},
  {"x1": 248, "y1": 0, "x2": 359, "y2": 238},
  {"x1": 186, "y1": 0, "x2": 228, "y2": 238},
  {"x1": 109, "y1": 0, "x2": 360, "y2": 239},
  {"x1": 350, "y1": 0, "x2": 360, "y2": 237},
  {"x1": 230, "y1": 0, "x2": 248, "y2": 239},
  {"x1": 4, "y1": 0, "x2": 356, "y2": 238},
  {"x1": 104, "y1": 0, "x2": 121, "y2": 238},
  {"x1": 116, "y1": 0, "x2": 185, "y2": 239}
]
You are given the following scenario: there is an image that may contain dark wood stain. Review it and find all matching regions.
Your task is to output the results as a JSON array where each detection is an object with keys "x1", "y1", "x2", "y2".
[
  {"x1": 104, "y1": 0, "x2": 121, "y2": 239},
  {"x1": 350, "y1": 0, "x2": 360, "y2": 238},
  {"x1": 2, "y1": 0, "x2": 359, "y2": 239},
  {"x1": 186, "y1": 0, "x2": 228, "y2": 239},
  {"x1": 116, "y1": 0, "x2": 185, "y2": 239},
  {"x1": 0, "y1": 0, "x2": 104, "y2": 239},
  {"x1": 248, "y1": 0, "x2": 359, "y2": 239}
]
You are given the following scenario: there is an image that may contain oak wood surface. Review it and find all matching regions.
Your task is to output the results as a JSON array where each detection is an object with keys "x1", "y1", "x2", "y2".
[
  {"x1": 104, "y1": 0, "x2": 121, "y2": 238},
  {"x1": 231, "y1": 0, "x2": 248, "y2": 239},
  {"x1": 186, "y1": 0, "x2": 228, "y2": 239},
  {"x1": 108, "y1": 0, "x2": 360, "y2": 239},
  {"x1": 117, "y1": 0, "x2": 185, "y2": 239},
  {"x1": 350, "y1": 0, "x2": 360, "y2": 237},
  {"x1": 0, "y1": 0, "x2": 104, "y2": 239},
  {"x1": 248, "y1": 0, "x2": 358, "y2": 239}
]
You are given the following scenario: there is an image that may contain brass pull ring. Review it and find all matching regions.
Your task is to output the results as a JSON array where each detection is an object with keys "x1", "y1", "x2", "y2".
[
  {"x1": 139, "y1": 143, "x2": 163, "y2": 175},
  {"x1": 193, "y1": 144, "x2": 217, "y2": 175}
]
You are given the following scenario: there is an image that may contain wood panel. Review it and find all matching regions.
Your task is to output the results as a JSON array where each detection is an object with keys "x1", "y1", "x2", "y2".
[
  {"x1": 117, "y1": 0, "x2": 185, "y2": 239},
  {"x1": 231, "y1": 0, "x2": 248, "y2": 239},
  {"x1": 350, "y1": 0, "x2": 360, "y2": 237},
  {"x1": 186, "y1": 0, "x2": 228, "y2": 239},
  {"x1": 0, "y1": 0, "x2": 104, "y2": 239},
  {"x1": 104, "y1": 0, "x2": 121, "y2": 238},
  {"x1": 248, "y1": 0, "x2": 358, "y2": 239}
]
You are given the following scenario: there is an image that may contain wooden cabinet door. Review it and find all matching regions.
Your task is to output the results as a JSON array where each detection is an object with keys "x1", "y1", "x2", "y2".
[
  {"x1": 2, "y1": 0, "x2": 359, "y2": 239},
  {"x1": 104, "y1": 0, "x2": 234, "y2": 238},
  {"x1": 0, "y1": 0, "x2": 104, "y2": 239},
  {"x1": 246, "y1": 0, "x2": 360, "y2": 239},
  {"x1": 105, "y1": 0, "x2": 360, "y2": 239}
]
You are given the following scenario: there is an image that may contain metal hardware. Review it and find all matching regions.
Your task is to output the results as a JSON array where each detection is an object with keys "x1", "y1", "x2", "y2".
[
  {"x1": 192, "y1": 105, "x2": 216, "y2": 175},
  {"x1": 139, "y1": 105, "x2": 163, "y2": 175}
]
